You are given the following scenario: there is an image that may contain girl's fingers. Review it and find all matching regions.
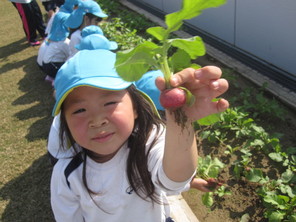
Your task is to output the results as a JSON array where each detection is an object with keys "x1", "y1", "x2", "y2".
[
  {"x1": 194, "y1": 66, "x2": 222, "y2": 81},
  {"x1": 209, "y1": 78, "x2": 229, "y2": 98},
  {"x1": 155, "y1": 66, "x2": 224, "y2": 91},
  {"x1": 170, "y1": 68, "x2": 196, "y2": 87},
  {"x1": 155, "y1": 76, "x2": 166, "y2": 91},
  {"x1": 216, "y1": 98, "x2": 229, "y2": 113},
  {"x1": 171, "y1": 66, "x2": 223, "y2": 87}
]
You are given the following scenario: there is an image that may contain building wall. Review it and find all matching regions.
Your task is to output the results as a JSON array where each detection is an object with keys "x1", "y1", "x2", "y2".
[{"x1": 130, "y1": 0, "x2": 296, "y2": 80}]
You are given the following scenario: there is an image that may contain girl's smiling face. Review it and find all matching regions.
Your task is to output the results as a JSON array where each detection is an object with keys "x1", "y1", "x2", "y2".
[{"x1": 63, "y1": 86, "x2": 137, "y2": 161}]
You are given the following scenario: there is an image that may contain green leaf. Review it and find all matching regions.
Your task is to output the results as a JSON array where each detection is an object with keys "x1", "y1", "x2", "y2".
[
  {"x1": 233, "y1": 164, "x2": 243, "y2": 179},
  {"x1": 169, "y1": 49, "x2": 191, "y2": 72},
  {"x1": 208, "y1": 158, "x2": 225, "y2": 178},
  {"x1": 146, "y1": 26, "x2": 168, "y2": 41},
  {"x1": 115, "y1": 41, "x2": 160, "y2": 81},
  {"x1": 197, "y1": 155, "x2": 224, "y2": 179},
  {"x1": 245, "y1": 168, "x2": 264, "y2": 183},
  {"x1": 279, "y1": 184, "x2": 295, "y2": 198},
  {"x1": 198, "y1": 113, "x2": 221, "y2": 126},
  {"x1": 281, "y1": 169, "x2": 294, "y2": 183},
  {"x1": 190, "y1": 63, "x2": 202, "y2": 69},
  {"x1": 286, "y1": 147, "x2": 296, "y2": 155},
  {"x1": 269, "y1": 152, "x2": 283, "y2": 162},
  {"x1": 178, "y1": 86, "x2": 195, "y2": 107},
  {"x1": 116, "y1": 52, "x2": 152, "y2": 81},
  {"x1": 169, "y1": 36, "x2": 206, "y2": 59},
  {"x1": 287, "y1": 213, "x2": 296, "y2": 222},
  {"x1": 165, "y1": 0, "x2": 227, "y2": 33},
  {"x1": 202, "y1": 192, "x2": 214, "y2": 207},
  {"x1": 240, "y1": 213, "x2": 250, "y2": 222},
  {"x1": 268, "y1": 211, "x2": 285, "y2": 222},
  {"x1": 264, "y1": 194, "x2": 289, "y2": 209}
]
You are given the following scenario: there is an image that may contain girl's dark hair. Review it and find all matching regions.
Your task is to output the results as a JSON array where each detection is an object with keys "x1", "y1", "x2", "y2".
[
  {"x1": 85, "y1": 13, "x2": 103, "y2": 23},
  {"x1": 60, "y1": 85, "x2": 165, "y2": 204},
  {"x1": 68, "y1": 13, "x2": 103, "y2": 37}
]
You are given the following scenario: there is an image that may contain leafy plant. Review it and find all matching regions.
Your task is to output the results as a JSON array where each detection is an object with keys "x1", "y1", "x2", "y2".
[
  {"x1": 98, "y1": 0, "x2": 154, "y2": 34},
  {"x1": 101, "y1": 17, "x2": 147, "y2": 50},
  {"x1": 257, "y1": 176, "x2": 296, "y2": 222},
  {"x1": 196, "y1": 155, "x2": 225, "y2": 180},
  {"x1": 196, "y1": 155, "x2": 230, "y2": 207},
  {"x1": 115, "y1": 0, "x2": 226, "y2": 122},
  {"x1": 230, "y1": 84, "x2": 287, "y2": 121},
  {"x1": 115, "y1": 0, "x2": 226, "y2": 81}
]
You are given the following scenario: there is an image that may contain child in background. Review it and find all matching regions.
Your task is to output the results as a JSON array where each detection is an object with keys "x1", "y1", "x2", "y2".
[
  {"x1": 44, "y1": 0, "x2": 79, "y2": 37},
  {"x1": 40, "y1": 0, "x2": 57, "y2": 22},
  {"x1": 9, "y1": 0, "x2": 46, "y2": 46},
  {"x1": 37, "y1": 0, "x2": 79, "y2": 84},
  {"x1": 75, "y1": 25, "x2": 118, "y2": 51},
  {"x1": 54, "y1": 0, "x2": 64, "y2": 8},
  {"x1": 65, "y1": 0, "x2": 107, "y2": 59},
  {"x1": 78, "y1": 25, "x2": 104, "y2": 38},
  {"x1": 50, "y1": 49, "x2": 229, "y2": 221}
]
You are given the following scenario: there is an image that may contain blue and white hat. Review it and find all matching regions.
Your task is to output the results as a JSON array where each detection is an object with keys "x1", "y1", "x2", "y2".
[
  {"x1": 75, "y1": 34, "x2": 118, "y2": 50},
  {"x1": 52, "y1": 49, "x2": 158, "y2": 116},
  {"x1": 65, "y1": 0, "x2": 107, "y2": 29}
]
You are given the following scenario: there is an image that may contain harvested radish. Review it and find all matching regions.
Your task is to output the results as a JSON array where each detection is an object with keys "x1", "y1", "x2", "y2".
[
  {"x1": 115, "y1": 0, "x2": 226, "y2": 126},
  {"x1": 160, "y1": 88, "x2": 186, "y2": 109}
]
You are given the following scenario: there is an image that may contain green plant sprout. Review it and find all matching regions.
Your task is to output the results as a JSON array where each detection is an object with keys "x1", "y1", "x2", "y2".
[{"x1": 196, "y1": 155, "x2": 230, "y2": 208}]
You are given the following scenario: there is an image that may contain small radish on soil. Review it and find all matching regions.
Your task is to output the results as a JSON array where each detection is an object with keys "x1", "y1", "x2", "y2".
[{"x1": 205, "y1": 178, "x2": 224, "y2": 191}]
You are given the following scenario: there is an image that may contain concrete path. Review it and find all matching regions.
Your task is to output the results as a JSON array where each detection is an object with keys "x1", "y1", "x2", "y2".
[{"x1": 168, "y1": 195, "x2": 200, "y2": 222}]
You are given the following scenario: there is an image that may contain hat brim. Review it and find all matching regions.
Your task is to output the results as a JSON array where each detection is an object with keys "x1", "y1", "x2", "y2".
[
  {"x1": 109, "y1": 41, "x2": 118, "y2": 50},
  {"x1": 93, "y1": 11, "x2": 108, "y2": 18},
  {"x1": 52, "y1": 76, "x2": 132, "y2": 116},
  {"x1": 52, "y1": 80, "x2": 160, "y2": 118}
]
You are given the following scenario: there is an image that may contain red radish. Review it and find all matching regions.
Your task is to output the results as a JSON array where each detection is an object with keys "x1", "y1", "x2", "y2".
[
  {"x1": 160, "y1": 88, "x2": 186, "y2": 109},
  {"x1": 205, "y1": 178, "x2": 223, "y2": 191}
]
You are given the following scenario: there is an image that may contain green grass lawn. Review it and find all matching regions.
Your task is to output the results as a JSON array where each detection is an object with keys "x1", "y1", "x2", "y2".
[{"x1": 0, "y1": 0, "x2": 55, "y2": 221}]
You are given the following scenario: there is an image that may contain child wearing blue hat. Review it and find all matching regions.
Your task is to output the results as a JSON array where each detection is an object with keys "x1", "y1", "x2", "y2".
[
  {"x1": 50, "y1": 49, "x2": 229, "y2": 221},
  {"x1": 65, "y1": 0, "x2": 108, "y2": 58},
  {"x1": 37, "y1": 0, "x2": 80, "y2": 84},
  {"x1": 75, "y1": 26, "x2": 118, "y2": 51},
  {"x1": 45, "y1": 0, "x2": 80, "y2": 35}
]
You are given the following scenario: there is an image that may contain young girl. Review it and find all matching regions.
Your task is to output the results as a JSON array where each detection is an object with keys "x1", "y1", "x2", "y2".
[
  {"x1": 50, "y1": 49, "x2": 229, "y2": 221},
  {"x1": 65, "y1": 0, "x2": 107, "y2": 59}
]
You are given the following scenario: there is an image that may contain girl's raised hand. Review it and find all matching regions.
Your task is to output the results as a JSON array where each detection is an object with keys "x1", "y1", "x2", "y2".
[{"x1": 156, "y1": 66, "x2": 229, "y2": 121}]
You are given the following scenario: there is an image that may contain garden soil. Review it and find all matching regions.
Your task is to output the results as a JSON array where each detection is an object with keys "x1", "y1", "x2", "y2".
[{"x1": 182, "y1": 56, "x2": 296, "y2": 222}]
